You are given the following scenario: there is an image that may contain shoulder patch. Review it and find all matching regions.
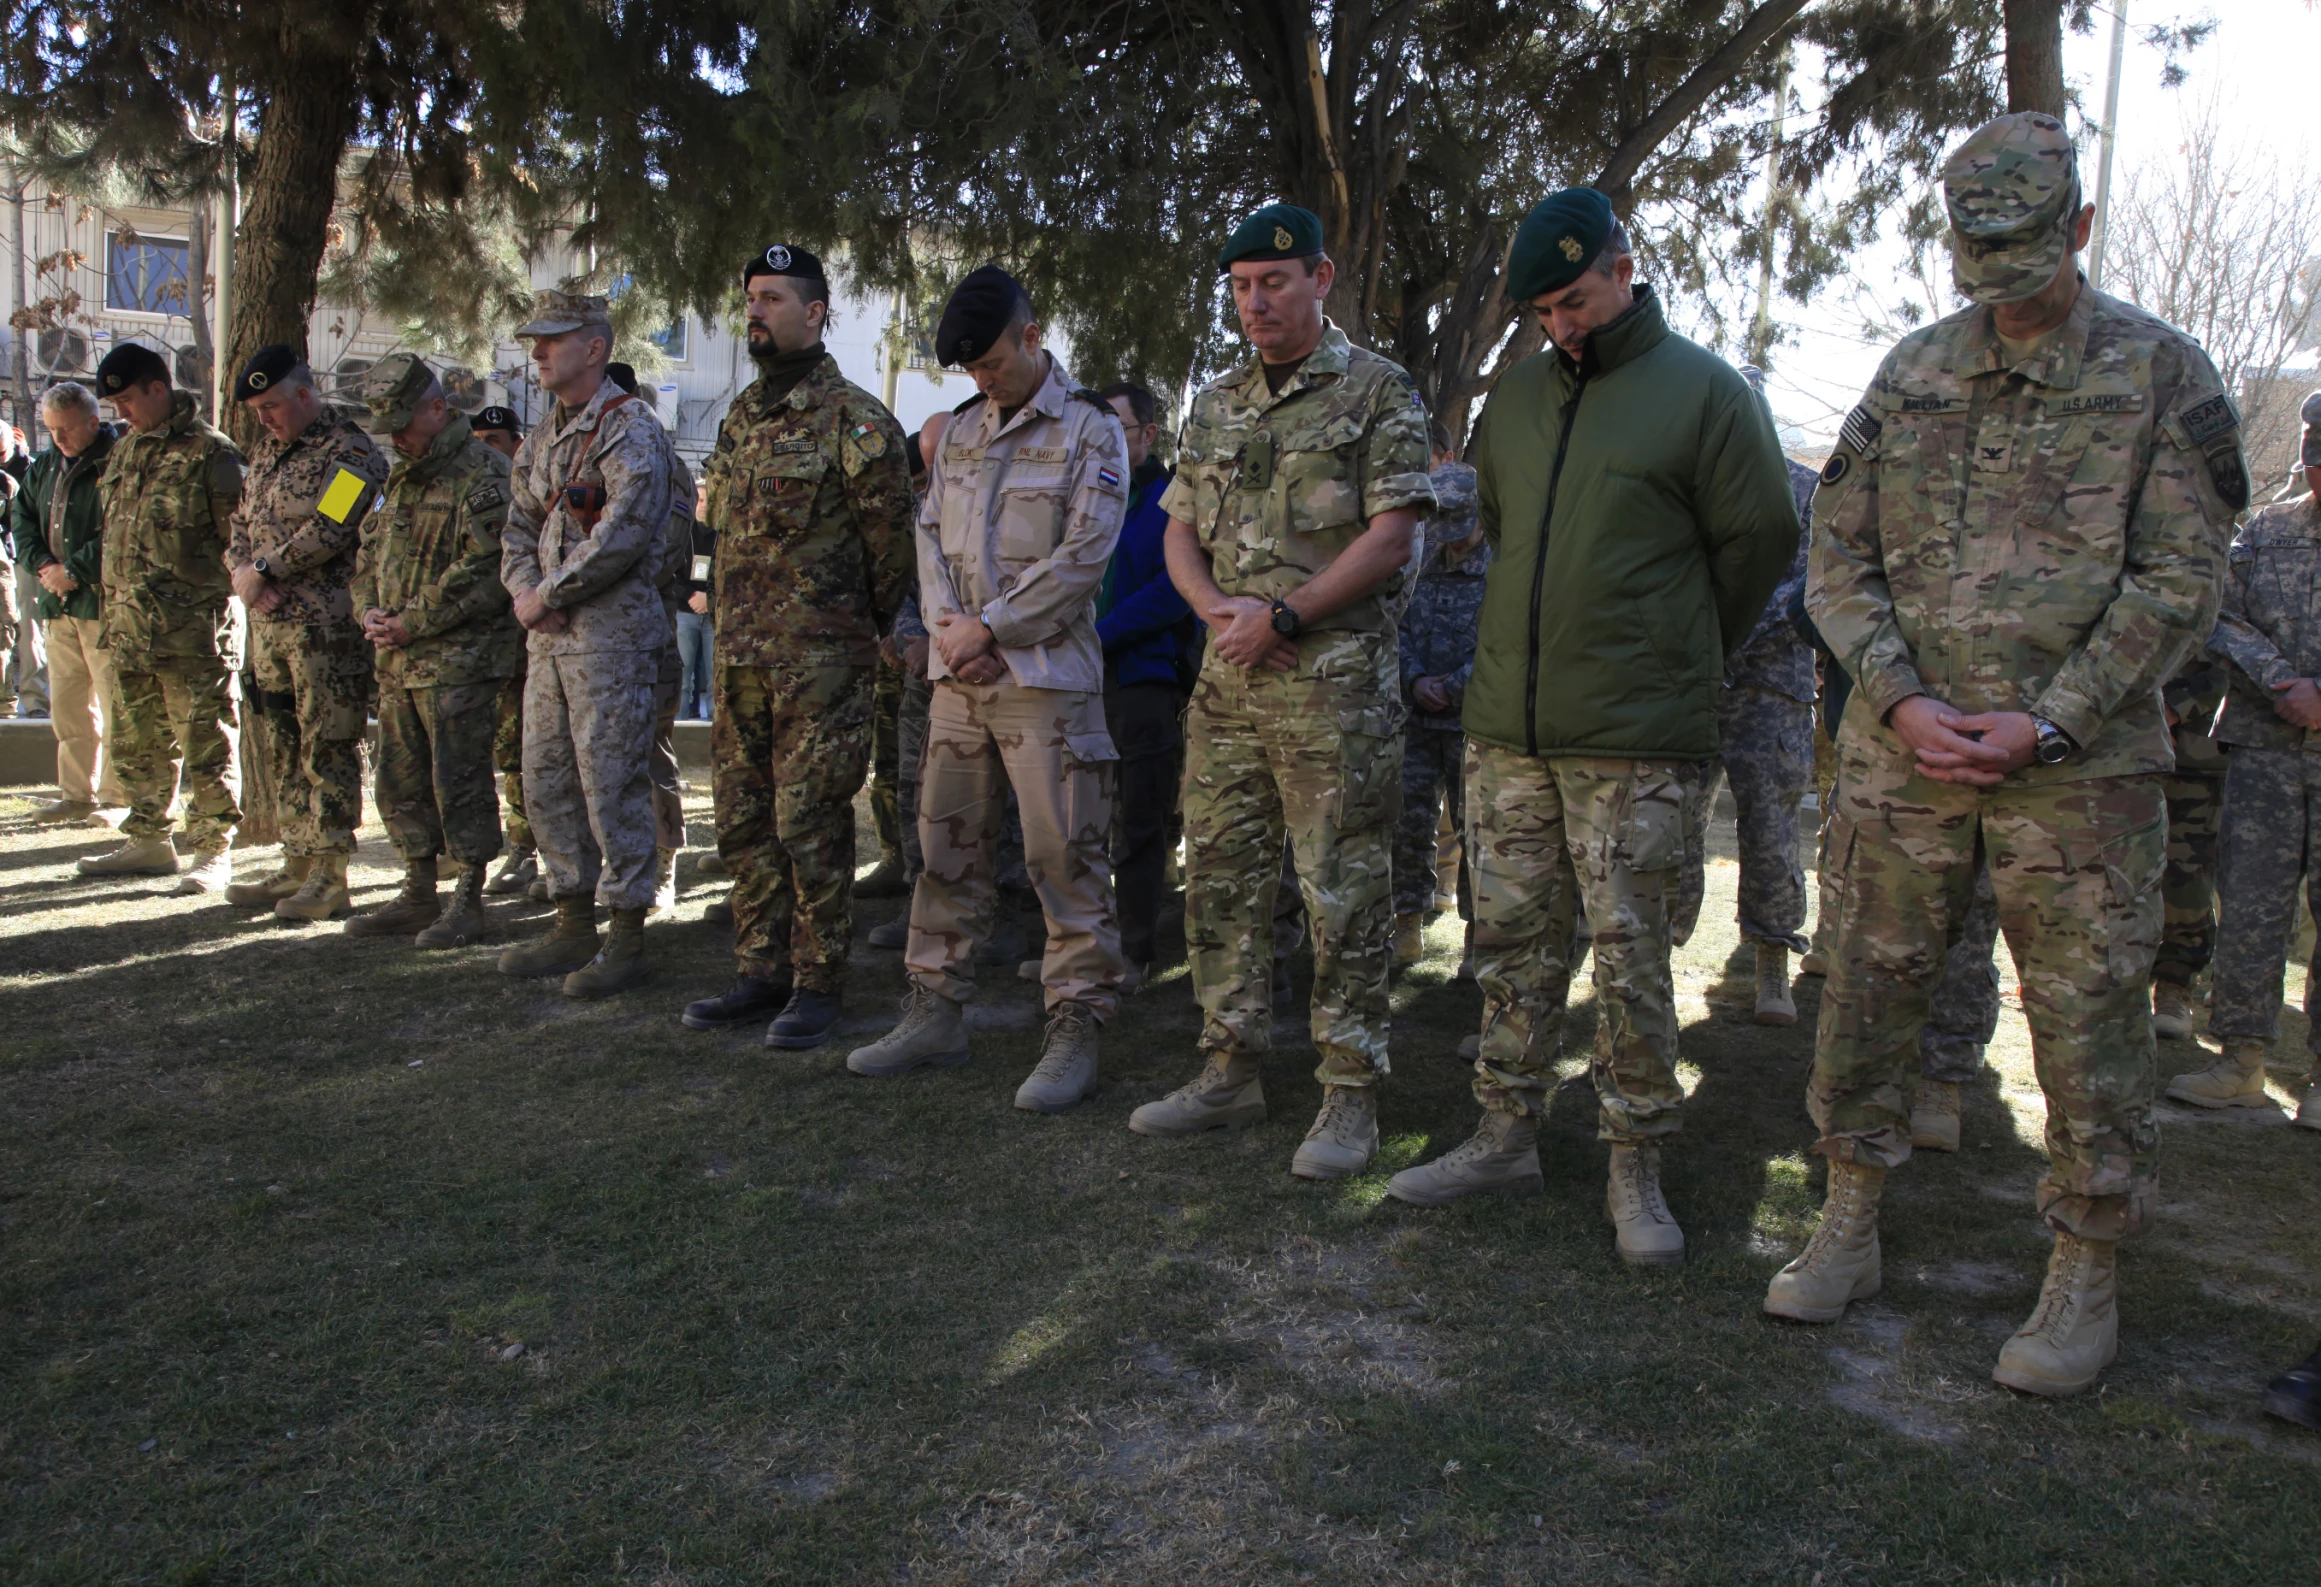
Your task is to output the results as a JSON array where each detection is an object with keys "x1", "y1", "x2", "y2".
[
  {"x1": 847, "y1": 421, "x2": 888, "y2": 459},
  {"x1": 1838, "y1": 404, "x2": 1883, "y2": 455},
  {"x1": 317, "y1": 467, "x2": 371, "y2": 525},
  {"x1": 1820, "y1": 453, "x2": 1851, "y2": 487},
  {"x1": 2206, "y1": 446, "x2": 2250, "y2": 513},
  {"x1": 2181, "y1": 392, "x2": 2240, "y2": 445},
  {"x1": 465, "y1": 480, "x2": 508, "y2": 515}
]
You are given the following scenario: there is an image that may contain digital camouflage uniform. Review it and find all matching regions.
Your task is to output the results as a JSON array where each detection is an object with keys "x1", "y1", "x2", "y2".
[
  {"x1": 227, "y1": 408, "x2": 388, "y2": 856},
  {"x1": 2155, "y1": 652, "x2": 2229, "y2": 989},
  {"x1": 701, "y1": 353, "x2": 914, "y2": 991},
  {"x1": 500, "y1": 379, "x2": 677, "y2": 910},
  {"x1": 2205, "y1": 491, "x2": 2321, "y2": 1055},
  {"x1": 98, "y1": 391, "x2": 246, "y2": 848},
  {"x1": 1393, "y1": 460, "x2": 1487, "y2": 920},
  {"x1": 1166, "y1": 323, "x2": 1436, "y2": 1085},
  {"x1": 351, "y1": 412, "x2": 521, "y2": 865},
  {"x1": 1808, "y1": 262, "x2": 2244, "y2": 1240}
]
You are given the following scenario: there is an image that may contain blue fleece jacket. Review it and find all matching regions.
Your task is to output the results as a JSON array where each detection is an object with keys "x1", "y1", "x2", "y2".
[{"x1": 1096, "y1": 458, "x2": 1190, "y2": 689}]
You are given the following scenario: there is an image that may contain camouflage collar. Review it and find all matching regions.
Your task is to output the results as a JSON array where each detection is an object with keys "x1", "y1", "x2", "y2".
[
  {"x1": 549, "y1": 376, "x2": 629, "y2": 441},
  {"x1": 1234, "y1": 321, "x2": 1353, "y2": 410},
  {"x1": 1967, "y1": 272, "x2": 2094, "y2": 388},
  {"x1": 392, "y1": 413, "x2": 475, "y2": 487},
  {"x1": 157, "y1": 389, "x2": 201, "y2": 438}
]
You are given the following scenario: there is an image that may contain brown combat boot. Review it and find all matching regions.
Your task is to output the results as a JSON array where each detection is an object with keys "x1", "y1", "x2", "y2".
[
  {"x1": 226, "y1": 854, "x2": 310, "y2": 906},
  {"x1": 346, "y1": 860, "x2": 441, "y2": 937},
  {"x1": 1605, "y1": 1144, "x2": 1685, "y2": 1266},
  {"x1": 1386, "y1": 1111, "x2": 1543, "y2": 1205},
  {"x1": 1393, "y1": 913, "x2": 1426, "y2": 968},
  {"x1": 563, "y1": 906, "x2": 649, "y2": 999},
  {"x1": 1910, "y1": 1080, "x2": 1962, "y2": 1152},
  {"x1": 274, "y1": 855, "x2": 352, "y2": 922},
  {"x1": 2150, "y1": 980, "x2": 2196, "y2": 1040},
  {"x1": 415, "y1": 863, "x2": 491, "y2": 948},
  {"x1": 2165, "y1": 1039, "x2": 2272, "y2": 1108},
  {"x1": 1764, "y1": 1160, "x2": 1885, "y2": 1322},
  {"x1": 846, "y1": 984, "x2": 972, "y2": 1076},
  {"x1": 498, "y1": 898, "x2": 601, "y2": 977},
  {"x1": 1128, "y1": 1053, "x2": 1266, "y2": 1136},
  {"x1": 854, "y1": 850, "x2": 908, "y2": 898},
  {"x1": 1992, "y1": 1230, "x2": 2119, "y2": 1397},
  {"x1": 1754, "y1": 941, "x2": 1797, "y2": 1026}
]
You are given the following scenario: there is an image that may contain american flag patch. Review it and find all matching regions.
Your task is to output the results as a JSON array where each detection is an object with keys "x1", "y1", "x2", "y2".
[{"x1": 1098, "y1": 466, "x2": 1121, "y2": 489}]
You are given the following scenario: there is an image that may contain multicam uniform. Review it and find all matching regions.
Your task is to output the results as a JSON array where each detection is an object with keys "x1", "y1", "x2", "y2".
[
  {"x1": 226, "y1": 409, "x2": 388, "y2": 856},
  {"x1": 350, "y1": 413, "x2": 520, "y2": 865},
  {"x1": 701, "y1": 354, "x2": 914, "y2": 992},
  {"x1": 97, "y1": 392, "x2": 246, "y2": 849},
  {"x1": 1392, "y1": 460, "x2": 1487, "y2": 920},
  {"x1": 2155, "y1": 652, "x2": 2230, "y2": 994},
  {"x1": 1165, "y1": 324, "x2": 1435, "y2": 1085}
]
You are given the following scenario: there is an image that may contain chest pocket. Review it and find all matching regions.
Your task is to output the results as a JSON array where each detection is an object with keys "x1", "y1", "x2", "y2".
[
  {"x1": 1274, "y1": 412, "x2": 1365, "y2": 532},
  {"x1": 743, "y1": 447, "x2": 828, "y2": 539},
  {"x1": 995, "y1": 448, "x2": 1071, "y2": 560}
]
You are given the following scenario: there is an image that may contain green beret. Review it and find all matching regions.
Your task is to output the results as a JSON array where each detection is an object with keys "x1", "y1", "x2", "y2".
[
  {"x1": 1217, "y1": 203, "x2": 1324, "y2": 272},
  {"x1": 1507, "y1": 187, "x2": 1616, "y2": 301}
]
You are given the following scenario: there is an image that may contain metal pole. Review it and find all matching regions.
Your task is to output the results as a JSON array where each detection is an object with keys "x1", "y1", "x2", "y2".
[
  {"x1": 2088, "y1": 0, "x2": 2128, "y2": 289},
  {"x1": 213, "y1": 70, "x2": 236, "y2": 413},
  {"x1": 7, "y1": 156, "x2": 31, "y2": 441},
  {"x1": 881, "y1": 289, "x2": 903, "y2": 412}
]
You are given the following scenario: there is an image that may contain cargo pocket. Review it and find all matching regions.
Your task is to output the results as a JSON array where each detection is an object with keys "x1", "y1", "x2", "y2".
[
  {"x1": 1613, "y1": 763, "x2": 1688, "y2": 874},
  {"x1": 2095, "y1": 814, "x2": 2166, "y2": 986},
  {"x1": 1061, "y1": 729, "x2": 1121, "y2": 837},
  {"x1": 1333, "y1": 703, "x2": 1404, "y2": 831}
]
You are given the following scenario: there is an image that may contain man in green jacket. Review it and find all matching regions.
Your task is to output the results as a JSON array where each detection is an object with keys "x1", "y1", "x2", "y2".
[
  {"x1": 8, "y1": 381, "x2": 125, "y2": 822},
  {"x1": 1386, "y1": 188, "x2": 1799, "y2": 1265}
]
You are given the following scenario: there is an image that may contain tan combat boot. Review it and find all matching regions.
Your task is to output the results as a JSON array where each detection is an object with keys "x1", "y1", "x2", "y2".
[
  {"x1": 846, "y1": 984, "x2": 972, "y2": 1076},
  {"x1": 1129, "y1": 1053, "x2": 1266, "y2": 1136},
  {"x1": 485, "y1": 847, "x2": 537, "y2": 896},
  {"x1": 1764, "y1": 1160, "x2": 1885, "y2": 1322},
  {"x1": 1605, "y1": 1144, "x2": 1685, "y2": 1266},
  {"x1": 1014, "y1": 1004, "x2": 1100, "y2": 1113},
  {"x1": 274, "y1": 855, "x2": 352, "y2": 922},
  {"x1": 76, "y1": 835, "x2": 180, "y2": 878},
  {"x1": 498, "y1": 898, "x2": 600, "y2": 977},
  {"x1": 1754, "y1": 941, "x2": 1797, "y2": 1026},
  {"x1": 1386, "y1": 1111, "x2": 1543, "y2": 1205},
  {"x1": 564, "y1": 906, "x2": 649, "y2": 998},
  {"x1": 1393, "y1": 913, "x2": 1426, "y2": 968},
  {"x1": 1992, "y1": 1230, "x2": 2119, "y2": 1397},
  {"x1": 1291, "y1": 1085, "x2": 1379, "y2": 1179},
  {"x1": 226, "y1": 854, "x2": 310, "y2": 905},
  {"x1": 695, "y1": 848, "x2": 728, "y2": 878},
  {"x1": 415, "y1": 863, "x2": 491, "y2": 948},
  {"x1": 175, "y1": 843, "x2": 233, "y2": 896},
  {"x1": 33, "y1": 798, "x2": 99, "y2": 826},
  {"x1": 1910, "y1": 1080, "x2": 1962, "y2": 1152},
  {"x1": 2150, "y1": 980, "x2": 2196, "y2": 1040},
  {"x1": 346, "y1": 860, "x2": 441, "y2": 937},
  {"x1": 646, "y1": 847, "x2": 678, "y2": 915},
  {"x1": 2164, "y1": 1039, "x2": 2272, "y2": 1109}
]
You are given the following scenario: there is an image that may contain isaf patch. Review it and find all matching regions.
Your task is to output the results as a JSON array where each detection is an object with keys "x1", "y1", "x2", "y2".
[
  {"x1": 317, "y1": 467, "x2": 371, "y2": 525},
  {"x1": 2181, "y1": 392, "x2": 2240, "y2": 445}
]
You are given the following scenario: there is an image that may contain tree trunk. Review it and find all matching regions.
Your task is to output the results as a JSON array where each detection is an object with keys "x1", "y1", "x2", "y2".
[{"x1": 2004, "y1": 0, "x2": 2067, "y2": 115}]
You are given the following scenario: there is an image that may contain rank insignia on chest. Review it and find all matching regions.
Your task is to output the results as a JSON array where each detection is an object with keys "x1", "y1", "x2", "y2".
[
  {"x1": 1973, "y1": 437, "x2": 2016, "y2": 473},
  {"x1": 317, "y1": 468, "x2": 371, "y2": 524}
]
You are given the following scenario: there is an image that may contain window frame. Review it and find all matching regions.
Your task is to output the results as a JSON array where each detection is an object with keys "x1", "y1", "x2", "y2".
[{"x1": 103, "y1": 231, "x2": 197, "y2": 321}]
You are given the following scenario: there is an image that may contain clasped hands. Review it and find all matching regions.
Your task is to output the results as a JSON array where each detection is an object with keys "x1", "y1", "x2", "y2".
[
  {"x1": 361, "y1": 607, "x2": 413, "y2": 650},
  {"x1": 511, "y1": 586, "x2": 569, "y2": 635},
  {"x1": 36, "y1": 563, "x2": 76, "y2": 597},
  {"x1": 230, "y1": 562, "x2": 284, "y2": 615},
  {"x1": 932, "y1": 611, "x2": 1006, "y2": 685},
  {"x1": 1208, "y1": 595, "x2": 1297, "y2": 672},
  {"x1": 1890, "y1": 696, "x2": 2042, "y2": 785},
  {"x1": 2272, "y1": 677, "x2": 2321, "y2": 732}
]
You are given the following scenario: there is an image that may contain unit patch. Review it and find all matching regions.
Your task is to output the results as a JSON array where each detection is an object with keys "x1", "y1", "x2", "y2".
[
  {"x1": 465, "y1": 481, "x2": 507, "y2": 515},
  {"x1": 848, "y1": 421, "x2": 887, "y2": 459},
  {"x1": 2180, "y1": 393, "x2": 2240, "y2": 445}
]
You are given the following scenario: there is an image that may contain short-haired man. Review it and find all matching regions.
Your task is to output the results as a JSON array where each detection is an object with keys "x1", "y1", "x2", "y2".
[
  {"x1": 680, "y1": 245, "x2": 914, "y2": 1048},
  {"x1": 222, "y1": 344, "x2": 391, "y2": 920},
  {"x1": 9, "y1": 381, "x2": 126, "y2": 823},
  {"x1": 496, "y1": 290, "x2": 679, "y2": 998},
  {"x1": 847, "y1": 265, "x2": 1130, "y2": 1109},
  {"x1": 1386, "y1": 189, "x2": 1798, "y2": 1263},
  {"x1": 470, "y1": 404, "x2": 538, "y2": 895},
  {"x1": 78, "y1": 344, "x2": 246, "y2": 887},
  {"x1": 1767, "y1": 113, "x2": 2244, "y2": 1398},
  {"x1": 471, "y1": 406, "x2": 524, "y2": 461},
  {"x1": 1135, "y1": 205, "x2": 1437, "y2": 1176},
  {"x1": 342, "y1": 352, "x2": 522, "y2": 947}
]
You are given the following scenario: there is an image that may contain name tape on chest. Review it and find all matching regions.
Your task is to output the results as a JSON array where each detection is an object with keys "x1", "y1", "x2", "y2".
[
  {"x1": 1897, "y1": 394, "x2": 1969, "y2": 415},
  {"x1": 1012, "y1": 446, "x2": 1068, "y2": 467},
  {"x1": 317, "y1": 468, "x2": 371, "y2": 524},
  {"x1": 2045, "y1": 392, "x2": 2146, "y2": 417},
  {"x1": 766, "y1": 437, "x2": 818, "y2": 455}
]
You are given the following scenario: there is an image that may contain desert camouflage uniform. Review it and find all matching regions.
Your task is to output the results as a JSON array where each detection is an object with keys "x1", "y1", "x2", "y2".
[
  {"x1": 2155, "y1": 653, "x2": 2230, "y2": 989},
  {"x1": 1393, "y1": 460, "x2": 1486, "y2": 920},
  {"x1": 227, "y1": 408, "x2": 388, "y2": 856},
  {"x1": 1166, "y1": 322, "x2": 1436, "y2": 1084},
  {"x1": 500, "y1": 381, "x2": 677, "y2": 910},
  {"x1": 2205, "y1": 492, "x2": 2321, "y2": 1054},
  {"x1": 351, "y1": 413, "x2": 520, "y2": 864},
  {"x1": 701, "y1": 354, "x2": 913, "y2": 991},
  {"x1": 911, "y1": 355, "x2": 1129, "y2": 1016},
  {"x1": 1808, "y1": 277, "x2": 2245, "y2": 1241},
  {"x1": 98, "y1": 391, "x2": 246, "y2": 848}
]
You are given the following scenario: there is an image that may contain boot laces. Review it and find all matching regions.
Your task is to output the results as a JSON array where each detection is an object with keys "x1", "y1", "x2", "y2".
[
  {"x1": 1797, "y1": 1169, "x2": 1866, "y2": 1269},
  {"x1": 1169, "y1": 1057, "x2": 1242, "y2": 1103},
  {"x1": 1311, "y1": 1087, "x2": 1368, "y2": 1140},
  {"x1": 1615, "y1": 1150, "x2": 1672, "y2": 1223},
  {"x1": 1032, "y1": 1006, "x2": 1094, "y2": 1078},
  {"x1": 2024, "y1": 1234, "x2": 2088, "y2": 1340}
]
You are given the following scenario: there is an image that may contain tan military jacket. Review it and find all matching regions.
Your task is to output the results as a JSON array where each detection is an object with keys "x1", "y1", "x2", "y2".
[
  {"x1": 227, "y1": 408, "x2": 389, "y2": 630},
  {"x1": 703, "y1": 356, "x2": 915, "y2": 671},
  {"x1": 499, "y1": 379, "x2": 676, "y2": 656},
  {"x1": 97, "y1": 390, "x2": 245, "y2": 670},
  {"x1": 1809, "y1": 280, "x2": 2245, "y2": 782},
  {"x1": 1162, "y1": 321, "x2": 1436, "y2": 635},
  {"x1": 350, "y1": 414, "x2": 522, "y2": 688},
  {"x1": 2212, "y1": 492, "x2": 2321, "y2": 751},
  {"x1": 919, "y1": 355, "x2": 1128, "y2": 691}
]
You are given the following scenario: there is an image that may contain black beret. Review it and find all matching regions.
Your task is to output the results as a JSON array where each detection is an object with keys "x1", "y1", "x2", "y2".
[
  {"x1": 1217, "y1": 203, "x2": 1324, "y2": 271},
  {"x1": 94, "y1": 343, "x2": 170, "y2": 396},
  {"x1": 936, "y1": 264, "x2": 1028, "y2": 367},
  {"x1": 232, "y1": 343, "x2": 305, "y2": 403},
  {"x1": 472, "y1": 404, "x2": 523, "y2": 436},
  {"x1": 1507, "y1": 187, "x2": 1617, "y2": 301},
  {"x1": 605, "y1": 362, "x2": 639, "y2": 395},
  {"x1": 743, "y1": 244, "x2": 826, "y2": 286}
]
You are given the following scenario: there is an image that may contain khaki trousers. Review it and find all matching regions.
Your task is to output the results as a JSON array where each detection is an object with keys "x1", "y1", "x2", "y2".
[{"x1": 45, "y1": 614, "x2": 125, "y2": 805}]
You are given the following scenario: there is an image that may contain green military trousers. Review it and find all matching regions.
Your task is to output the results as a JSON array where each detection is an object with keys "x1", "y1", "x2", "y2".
[{"x1": 376, "y1": 679, "x2": 505, "y2": 866}]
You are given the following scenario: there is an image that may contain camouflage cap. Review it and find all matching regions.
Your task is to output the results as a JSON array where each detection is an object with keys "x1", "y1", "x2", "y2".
[
  {"x1": 513, "y1": 287, "x2": 612, "y2": 339},
  {"x1": 1942, "y1": 112, "x2": 2083, "y2": 305},
  {"x1": 2302, "y1": 390, "x2": 2321, "y2": 470},
  {"x1": 357, "y1": 351, "x2": 441, "y2": 435}
]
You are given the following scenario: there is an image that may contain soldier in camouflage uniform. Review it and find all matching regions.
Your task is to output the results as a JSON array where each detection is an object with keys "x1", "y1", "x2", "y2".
[
  {"x1": 2171, "y1": 398, "x2": 2321, "y2": 1122},
  {"x1": 222, "y1": 345, "x2": 389, "y2": 922},
  {"x1": 340, "y1": 353, "x2": 521, "y2": 948},
  {"x1": 495, "y1": 289, "x2": 679, "y2": 999},
  {"x1": 471, "y1": 408, "x2": 540, "y2": 897},
  {"x1": 677, "y1": 246, "x2": 914, "y2": 1049},
  {"x1": 2150, "y1": 653, "x2": 2230, "y2": 1040},
  {"x1": 1392, "y1": 446, "x2": 1487, "y2": 964},
  {"x1": 75, "y1": 344, "x2": 245, "y2": 890},
  {"x1": 1766, "y1": 114, "x2": 2247, "y2": 1401},
  {"x1": 1123, "y1": 206, "x2": 1435, "y2": 1177}
]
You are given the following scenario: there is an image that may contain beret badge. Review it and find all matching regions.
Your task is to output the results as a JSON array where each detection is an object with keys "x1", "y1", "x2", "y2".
[
  {"x1": 766, "y1": 245, "x2": 791, "y2": 272},
  {"x1": 246, "y1": 370, "x2": 270, "y2": 392},
  {"x1": 1272, "y1": 226, "x2": 1293, "y2": 250},
  {"x1": 1559, "y1": 236, "x2": 1583, "y2": 262}
]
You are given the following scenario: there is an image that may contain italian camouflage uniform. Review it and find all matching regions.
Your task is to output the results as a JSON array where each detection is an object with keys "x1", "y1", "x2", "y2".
[
  {"x1": 702, "y1": 352, "x2": 914, "y2": 992},
  {"x1": 2205, "y1": 491, "x2": 2321, "y2": 1055},
  {"x1": 2155, "y1": 652, "x2": 2229, "y2": 989},
  {"x1": 351, "y1": 413, "x2": 521, "y2": 865},
  {"x1": 227, "y1": 408, "x2": 388, "y2": 856},
  {"x1": 1165, "y1": 322, "x2": 1436, "y2": 1086},
  {"x1": 648, "y1": 447, "x2": 699, "y2": 858},
  {"x1": 1808, "y1": 280, "x2": 2245, "y2": 1241},
  {"x1": 500, "y1": 380, "x2": 678, "y2": 911},
  {"x1": 98, "y1": 391, "x2": 246, "y2": 849},
  {"x1": 1393, "y1": 460, "x2": 1487, "y2": 920}
]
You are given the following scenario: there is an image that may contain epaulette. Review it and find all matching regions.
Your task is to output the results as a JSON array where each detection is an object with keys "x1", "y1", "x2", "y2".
[
  {"x1": 952, "y1": 392, "x2": 988, "y2": 416},
  {"x1": 1071, "y1": 388, "x2": 1115, "y2": 414}
]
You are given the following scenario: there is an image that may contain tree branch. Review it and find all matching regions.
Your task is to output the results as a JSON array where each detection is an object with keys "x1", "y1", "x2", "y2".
[{"x1": 1591, "y1": 0, "x2": 1811, "y2": 206}]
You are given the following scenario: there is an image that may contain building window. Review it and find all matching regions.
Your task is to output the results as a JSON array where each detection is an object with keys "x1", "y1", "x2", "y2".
[
  {"x1": 647, "y1": 318, "x2": 688, "y2": 363},
  {"x1": 903, "y1": 334, "x2": 936, "y2": 372},
  {"x1": 106, "y1": 233, "x2": 195, "y2": 317}
]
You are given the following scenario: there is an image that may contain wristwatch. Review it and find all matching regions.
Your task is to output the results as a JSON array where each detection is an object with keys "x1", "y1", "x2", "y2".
[
  {"x1": 251, "y1": 556, "x2": 274, "y2": 579},
  {"x1": 1269, "y1": 598, "x2": 1302, "y2": 639},
  {"x1": 2031, "y1": 716, "x2": 2075, "y2": 765}
]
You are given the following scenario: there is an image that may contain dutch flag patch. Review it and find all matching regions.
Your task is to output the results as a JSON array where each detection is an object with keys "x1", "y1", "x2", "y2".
[{"x1": 1098, "y1": 466, "x2": 1121, "y2": 490}]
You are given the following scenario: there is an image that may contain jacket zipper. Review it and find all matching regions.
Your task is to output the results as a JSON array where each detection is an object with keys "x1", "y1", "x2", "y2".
[{"x1": 1524, "y1": 366, "x2": 1590, "y2": 756}]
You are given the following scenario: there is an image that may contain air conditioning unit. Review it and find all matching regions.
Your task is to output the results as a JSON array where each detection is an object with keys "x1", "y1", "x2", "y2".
[
  {"x1": 331, "y1": 356, "x2": 375, "y2": 399},
  {"x1": 36, "y1": 326, "x2": 91, "y2": 376}
]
